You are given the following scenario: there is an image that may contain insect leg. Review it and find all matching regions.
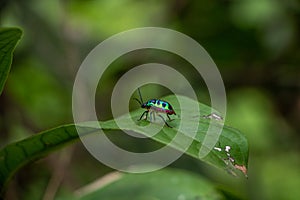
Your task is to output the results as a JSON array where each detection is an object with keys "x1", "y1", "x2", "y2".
[
  {"x1": 145, "y1": 110, "x2": 149, "y2": 120},
  {"x1": 166, "y1": 114, "x2": 174, "y2": 121},
  {"x1": 149, "y1": 111, "x2": 152, "y2": 122},
  {"x1": 157, "y1": 114, "x2": 172, "y2": 128},
  {"x1": 149, "y1": 111, "x2": 156, "y2": 122},
  {"x1": 138, "y1": 110, "x2": 149, "y2": 121}
]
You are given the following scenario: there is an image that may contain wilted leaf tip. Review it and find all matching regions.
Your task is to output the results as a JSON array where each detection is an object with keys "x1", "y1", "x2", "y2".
[{"x1": 234, "y1": 164, "x2": 248, "y2": 178}]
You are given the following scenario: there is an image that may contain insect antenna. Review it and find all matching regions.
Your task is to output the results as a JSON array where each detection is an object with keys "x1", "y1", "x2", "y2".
[
  {"x1": 133, "y1": 87, "x2": 144, "y2": 106},
  {"x1": 133, "y1": 98, "x2": 142, "y2": 105},
  {"x1": 137, "y1": 87, "x2": 144, "y2": 103}
]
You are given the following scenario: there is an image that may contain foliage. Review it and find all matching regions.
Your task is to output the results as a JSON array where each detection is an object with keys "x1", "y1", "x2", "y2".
[
  {"x1": 0, "y1": 0, "x2": 299, "y2": 199},
  {"x1": 75, "y1": 169, "x2": 223, "y2": 200},
  {"x1": 0, "y1": 28, "x2": 22, "y2": 94},
  {"x1": 0, "y1": 26, "x2": 249, "y2": 199},
  {"x1": 0, "y1": 94, "x2": 249, "y2": 195}
]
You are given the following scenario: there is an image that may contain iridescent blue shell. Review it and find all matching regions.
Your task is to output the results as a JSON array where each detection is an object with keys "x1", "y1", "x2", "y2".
[{"x1": 142, "y1": 99, "x2": 176, "y2": 115}]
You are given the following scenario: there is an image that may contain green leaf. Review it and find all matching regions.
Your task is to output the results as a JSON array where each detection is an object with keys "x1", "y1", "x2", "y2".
[
  {"x1": 76, "y1": 169, "x2": 224, "y2": 200},
  {"x1": 96, "y1": 95, "x2": 249, "y2": 177},
  {"x1": 0, "y1": 27, "x2": 22, "y2": 95},
  {"x1": 0, "y1": 95, "x2": 248, "y2": 195},
  {"x1": 0, "y1": 125, "x2": 92, "y2": 194}
]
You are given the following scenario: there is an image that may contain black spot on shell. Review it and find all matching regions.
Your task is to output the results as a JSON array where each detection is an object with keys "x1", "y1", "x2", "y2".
[{"x1": 162, "y1": 103, "x2": 167, "y2": 107}]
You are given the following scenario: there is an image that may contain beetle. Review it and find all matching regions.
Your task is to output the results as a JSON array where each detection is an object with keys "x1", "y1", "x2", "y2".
[{"x1": 134, "y1": 88, "x2": 176, "y2": 127}]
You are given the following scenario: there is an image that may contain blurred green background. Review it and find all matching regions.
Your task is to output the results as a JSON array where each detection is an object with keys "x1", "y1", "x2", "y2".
[{"x1": 1, "y1": 0, "x2": 300, "y2": 199}]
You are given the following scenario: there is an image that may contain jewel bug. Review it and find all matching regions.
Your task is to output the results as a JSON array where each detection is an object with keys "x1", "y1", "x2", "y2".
[{"x1": 134, "y1": 88, "x2": 176, "y2": 127}]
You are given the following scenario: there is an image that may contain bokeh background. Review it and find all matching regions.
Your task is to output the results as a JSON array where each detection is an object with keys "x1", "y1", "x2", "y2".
[{"x1": 0, "y1": 0, "x2": 300, "y2": 199}]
